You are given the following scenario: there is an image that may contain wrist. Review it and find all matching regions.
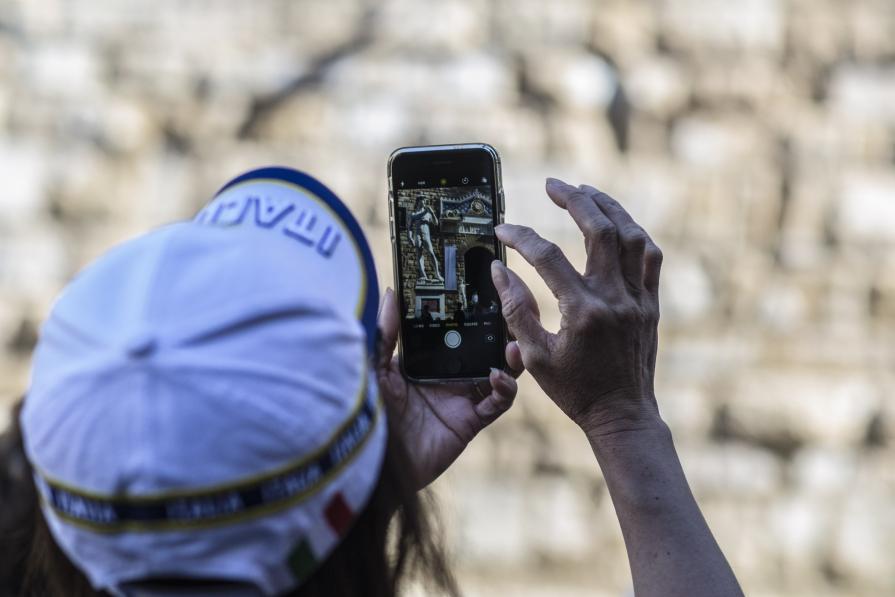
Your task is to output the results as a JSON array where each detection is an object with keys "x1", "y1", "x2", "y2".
[
  {"x1": 573, "y1": 391, "x2": 665, "y2": 441},
  {"x1": 583, "y1": 414, "x2": 684, "y2": 514}
]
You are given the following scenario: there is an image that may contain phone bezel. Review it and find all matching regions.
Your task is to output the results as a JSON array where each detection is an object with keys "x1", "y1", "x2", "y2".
[{"x1": 387, "y1": 143, "x2": 507, "y2": 384}]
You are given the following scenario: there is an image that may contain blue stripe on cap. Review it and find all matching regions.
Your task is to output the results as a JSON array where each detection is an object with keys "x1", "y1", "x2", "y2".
[{"x1": 216, "y1": 167, "x2": 380, "y2": 356}]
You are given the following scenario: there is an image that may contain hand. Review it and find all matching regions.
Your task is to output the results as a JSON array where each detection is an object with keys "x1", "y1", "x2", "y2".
[
  {"x1": 491, "y1": 178, "x2": 663, "y2": 436},
  {"x1": 376, "y1": 288, "x2": 524, "y2": 489}
]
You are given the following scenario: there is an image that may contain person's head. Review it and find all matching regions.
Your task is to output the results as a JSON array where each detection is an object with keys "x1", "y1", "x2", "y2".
[{"x1": 17, "y1": 168, "x2": 457, "y2": 597}]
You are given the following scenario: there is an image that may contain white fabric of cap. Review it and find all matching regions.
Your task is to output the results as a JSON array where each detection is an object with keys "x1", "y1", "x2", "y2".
[{"x1": 21, "y1": 171, "x2": 386, "y2": 596}]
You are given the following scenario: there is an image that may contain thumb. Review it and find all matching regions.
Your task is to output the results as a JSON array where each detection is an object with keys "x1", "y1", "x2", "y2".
[{"x1": 491, "y1": 261, "x2": 550, "y2": 352}]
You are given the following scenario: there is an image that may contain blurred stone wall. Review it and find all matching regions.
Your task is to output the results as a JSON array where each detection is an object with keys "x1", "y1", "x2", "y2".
[{"x1": 1, "y1": 1, "x2": 894, "y2": 595}]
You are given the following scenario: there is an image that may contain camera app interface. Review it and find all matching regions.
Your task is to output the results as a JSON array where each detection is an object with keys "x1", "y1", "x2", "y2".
[{"x1": 395, "y1": 175, "x2": 504, "y2": 378}]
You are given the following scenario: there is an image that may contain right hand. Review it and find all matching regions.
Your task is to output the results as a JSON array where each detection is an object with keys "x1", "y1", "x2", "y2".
[{"x1": 491, "y1": 178, "x2": 664, "y2": 436}]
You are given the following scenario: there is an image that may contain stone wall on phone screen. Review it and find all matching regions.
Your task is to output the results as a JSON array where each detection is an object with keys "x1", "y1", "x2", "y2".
[{"x1": 1, "y1": 1, "x2": 894, "y2": 595}]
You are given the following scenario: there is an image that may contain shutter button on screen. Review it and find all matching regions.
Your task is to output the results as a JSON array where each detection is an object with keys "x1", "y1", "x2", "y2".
[{"x1": 444, "y1": 330, "x2": 462, "y2": 349}]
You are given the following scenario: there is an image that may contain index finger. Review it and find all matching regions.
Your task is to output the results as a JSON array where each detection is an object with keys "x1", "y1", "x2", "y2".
[{"x1": 495, "y1": 223, "x2": 583, "y2": 300}]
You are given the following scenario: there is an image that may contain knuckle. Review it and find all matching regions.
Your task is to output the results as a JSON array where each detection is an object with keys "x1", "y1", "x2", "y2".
[
  {"x1": 614, "y1": 302, "x2": 644, "y2": 324},
  {"x1": 500, "y1": 294, "x2": 522, "y2": 322},
  {"x1": 621, "y1": 225, "x2": 647, "y2": 246},
  {"x1": 593, "y1": 191, "x2": 615, "y2": 207},
  {"x1": 592, "y1": 221, "x2": 618, "y2": 243},
  {"x1": 533, "y1": 241, "x2": 563, "y2": 267},
  {"x1": 568, "y1": 189, "x2": 591, "y2": 203},
  {"x1": 645, "y1": 243, "x2": 664, "y2": 265},
  {"x1": 579, "y1": 300, "x2": 606, "y2": 329}
]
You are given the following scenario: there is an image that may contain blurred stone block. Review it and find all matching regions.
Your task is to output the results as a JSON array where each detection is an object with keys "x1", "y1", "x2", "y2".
[
  {"x1": 26, "y1": 42, "x2": 102, "y2": 99},
  {"x1": 849, "y1": 0, "x2": 895, "y2": 62},
  {"x1": 838, "y1": 169, "x2": 895, "y2": 244},
  {"x1": 768, "y1": 492, "x2": 838, "y2": 590},
  {"x1": 691, "y1": 59, "x2": 790, "y2": 109},
  {"x1": 658, "y1": 383, "x2": 714, "y2": 438},
  {"x1": 787, "y1": 0, "x2": 851, "y2": 65},
  {"x1": 671, "y1": 114, "x2": 771, "y2": 169},
  {"x1": 790, "y1": 446, "x2": 856, "y2": 497},
  {"x1": 524, "y1": 50, "x2": 618, "y2": 113},
  {"x1": 377, "y1": 0, "x2": 490, "y2": 54},
  {"x1": 591, "y1": 0, "x2": 658, "y2": 67},
  {"x1": 623, "y1": 57, "x2": 689, "y2": 118},
  {"x1": 829, "y1": 65, "x2": 895, "y2": 125},
  {"x1": 0, "y1": 228, "x2": 67, "y2": 299},
  {"x1": 448, "y1": 473, "x2": 532, "y2": 567},
  {"x1": 726, "y1": 371, "x2": 879, "y2": 447},
  {"x1": 659, "y1": 253, "x2": 714, "y2": 324},
  {"x1": 680, "y1": 442, "x2": 784, "y2": 499},
  {"x1": 659, "y1": 0, "x2": 785, "y2": 56},
  {"x1": 0, "y1": 140, "x2": 49, "y2": 227},
  {"x1": 831, "y1": 489, "x2": 895, "y2": 591},
  {"x1": 493, "y1": 0, "x2": 594, "y2": 48},
  {"x1": 524, "y1": 478, "x2": 597, "y2": 562}
]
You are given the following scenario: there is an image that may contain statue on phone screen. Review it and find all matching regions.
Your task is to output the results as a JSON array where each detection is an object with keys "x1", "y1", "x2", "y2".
[{"x1": 409, "y1": 196, "x2": 444, "y2": 283}]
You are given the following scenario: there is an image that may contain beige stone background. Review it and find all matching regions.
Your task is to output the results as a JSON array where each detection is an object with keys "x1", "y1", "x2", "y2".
[{"x1": 1, "y1": 0, "x2": 894, "y2": 595}]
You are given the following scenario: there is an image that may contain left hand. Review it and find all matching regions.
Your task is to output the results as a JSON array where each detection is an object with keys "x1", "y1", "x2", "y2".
[{"x1": 377, "y1": 288, "x2": 524, "y2": 489}]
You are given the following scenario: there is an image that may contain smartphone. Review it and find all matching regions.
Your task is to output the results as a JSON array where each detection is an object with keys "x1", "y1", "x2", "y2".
[{"x1": 388, "y1": 143, "x2": 507, "y2": 383}]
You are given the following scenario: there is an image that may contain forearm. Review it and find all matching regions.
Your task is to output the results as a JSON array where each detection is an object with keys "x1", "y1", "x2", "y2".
[{"x1": 586, "y1": 414, "x2": 743, "y2": 597}]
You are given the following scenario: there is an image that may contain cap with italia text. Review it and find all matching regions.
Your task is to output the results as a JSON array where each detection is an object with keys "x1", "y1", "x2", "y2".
[{"x1": 21, "y1": 167, "x2": 385, "y2": 596}]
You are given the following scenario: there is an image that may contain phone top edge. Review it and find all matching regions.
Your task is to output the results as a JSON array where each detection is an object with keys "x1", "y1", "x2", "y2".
[{"x1": 388, "y1": 143, "x2": 500, "y2": 170}]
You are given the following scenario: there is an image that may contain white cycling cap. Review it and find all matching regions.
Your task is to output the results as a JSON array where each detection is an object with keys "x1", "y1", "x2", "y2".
[{"x1": 21, "y1": 167, "x2": 385, "y2": 596}]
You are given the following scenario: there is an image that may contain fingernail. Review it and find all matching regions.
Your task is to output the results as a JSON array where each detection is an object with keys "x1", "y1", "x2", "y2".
[{"x1": 490, "y1": 367, "x2": 500, "y2": 375}]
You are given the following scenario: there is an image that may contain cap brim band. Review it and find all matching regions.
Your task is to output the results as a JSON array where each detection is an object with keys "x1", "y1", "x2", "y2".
[{"x1": 36, "y1": 380, "x2": 380, "y2": 533}]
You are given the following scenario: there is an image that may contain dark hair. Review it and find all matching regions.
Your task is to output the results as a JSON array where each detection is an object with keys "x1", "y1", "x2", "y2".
[{"x1": 1, "y1": 398, "x2": 459, "y2": 597}]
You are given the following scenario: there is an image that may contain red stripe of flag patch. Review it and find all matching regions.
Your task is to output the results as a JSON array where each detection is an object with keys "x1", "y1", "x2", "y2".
[{"x1": 324, "y1": 492, "x2": 353, "y2": 536}]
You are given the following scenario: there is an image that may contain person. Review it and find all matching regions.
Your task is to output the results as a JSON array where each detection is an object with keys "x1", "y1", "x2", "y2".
[
  {"x1": 452, "y1": 307, "x2": 465, "y2": 324},
  {"x1": 4, "y1": 169, "x2": 742, "y2": 597},
  {"x1": 409, "y1": 197, "x2": 443, "y2": 283},
  {"x1": 420, "y1": 304, "x2": 434, "y2": 323}
]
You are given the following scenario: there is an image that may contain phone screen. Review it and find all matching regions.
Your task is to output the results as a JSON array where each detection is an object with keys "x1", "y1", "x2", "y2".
[{"x1": 390, "y1": 146, "x2": 506, "y2": 380}]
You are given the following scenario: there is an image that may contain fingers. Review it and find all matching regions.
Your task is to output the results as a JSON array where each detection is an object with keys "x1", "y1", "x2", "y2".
[
  {"x1": 495, "y1": 223, "x2": 583, "y2": 300},
  {"x1": 504, "y1": 340, "x2": 524, "y2": 377},
  {"x1": 377, "y1": 288, "x2": 399, "y2": 368},
  {"x1": 545, "y1": 178, "x2": 623, "y2": 281},
  {"x1": 577, "y1": 184, "x2": 645, "y2": 288},
  {"x1": 491, "y1": 260, "x2": 550, "y2": 350},
  {"x1": 474, "y1": 368, "x2": 517, "y2": 425}
]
